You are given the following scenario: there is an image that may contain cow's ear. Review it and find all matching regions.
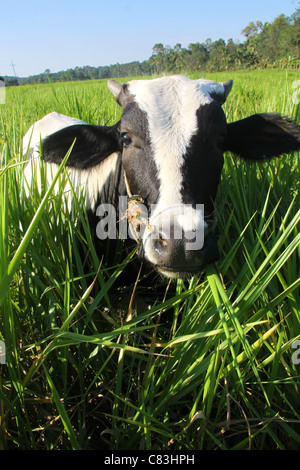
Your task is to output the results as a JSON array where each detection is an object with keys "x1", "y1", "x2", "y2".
[
  {"x1": 42, "y1": 122, "x2": 121, "y2": 169},
  {"x1": 225, "y1": 113, "x2": 300, "y2": 160}
]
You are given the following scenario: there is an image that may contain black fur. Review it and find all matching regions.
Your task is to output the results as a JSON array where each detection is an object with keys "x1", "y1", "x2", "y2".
[
  {"x1": 121, "y1": 102, "x2": 160, "y2": 205},
  {"x1": 181, "y1": 101, "x2": 226, "y2": 216},
  {"x1": 225, "y1": 113, "x2": 300, "y2": 160}
]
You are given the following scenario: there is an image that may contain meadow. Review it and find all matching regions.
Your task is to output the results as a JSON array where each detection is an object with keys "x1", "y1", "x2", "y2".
[{"x1": 0, "y1": 69, "x2": 299, "y2": 450}]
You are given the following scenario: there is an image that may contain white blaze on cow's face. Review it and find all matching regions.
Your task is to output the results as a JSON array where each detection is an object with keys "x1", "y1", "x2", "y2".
[{"x1": 126, "y1": 76, "x2": 226, "y2": 211}]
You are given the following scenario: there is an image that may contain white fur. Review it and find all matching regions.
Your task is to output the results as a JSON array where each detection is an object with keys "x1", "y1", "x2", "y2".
[{"x1": 24, "y1": 152, "x2": 120, "y2": 211}]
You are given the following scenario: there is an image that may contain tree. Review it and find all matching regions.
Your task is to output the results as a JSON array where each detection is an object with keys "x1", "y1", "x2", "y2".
[
  {"x1": 256, "y1": 15, "x2": 292, "y2": 62},
  {"x1": 209, "y1": 39, "x2": 228, "y2": 70},
  {"x1": 187, "y1": 43, "x2": 208, "y2": 71},
  {"x1": 149, "y1": 43, "x2": 167, "y2": 73},
  {"x1": 291, "y1": 9, "x2": 300, "y2": 57},
  {"x1": 241, "y1": 21, "x2": 263, "y2": 38},
  {"x1": 226, "y1": 39, "x2": 239, "y2": 68}
]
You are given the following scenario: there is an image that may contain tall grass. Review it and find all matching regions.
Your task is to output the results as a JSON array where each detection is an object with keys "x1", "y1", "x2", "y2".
[{"x1": 0, "y1": 70, "x2": 299, "y2": 450}]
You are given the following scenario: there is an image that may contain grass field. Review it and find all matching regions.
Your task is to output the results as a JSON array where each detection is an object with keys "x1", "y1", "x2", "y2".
[{"x1": 0, "y1": 69, "x2": 300, "y2": 450}]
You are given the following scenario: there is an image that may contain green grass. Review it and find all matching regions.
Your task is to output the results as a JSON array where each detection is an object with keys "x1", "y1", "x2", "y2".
[{"x1": 0, "y1": 69, "x2": 300, "y2": 450}]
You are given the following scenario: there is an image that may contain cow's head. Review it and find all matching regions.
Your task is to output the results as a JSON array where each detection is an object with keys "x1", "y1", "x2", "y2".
[
  {"x1": 40, "y1": 76, "x2": 300, "y2": 279},
  {"x1": 107, "y1": 76, "x2": 233, "y2": 278}
]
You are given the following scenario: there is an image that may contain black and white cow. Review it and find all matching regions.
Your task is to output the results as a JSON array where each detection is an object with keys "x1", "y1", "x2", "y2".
[{"x1": 23, "y1": 75, "x2": 300, "y2": 279}]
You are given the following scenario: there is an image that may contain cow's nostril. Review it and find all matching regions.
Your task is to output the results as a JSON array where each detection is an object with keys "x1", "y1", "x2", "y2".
[
  {"x1": 149, "y1": 231, "x2": 188, "y2": 268},
  {"x1": 158, "y1": 233, "x2": 168, "y2": 248},
  {"x1": 153, "y1": 232, "x2": 168, "y2": 253}
]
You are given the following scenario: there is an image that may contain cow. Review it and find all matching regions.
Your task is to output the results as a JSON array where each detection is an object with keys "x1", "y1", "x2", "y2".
[{"x1": 23, "y1": 75, "x2": 300, "y2": 279}]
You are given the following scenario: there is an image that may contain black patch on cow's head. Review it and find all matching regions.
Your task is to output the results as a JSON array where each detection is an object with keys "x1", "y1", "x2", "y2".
[
  {"x1": 180, "y1": 100, "x2": 227, "y2": 216},
  {"x1": 120, "y1": 101, "x2": 160, "y2": 206}
]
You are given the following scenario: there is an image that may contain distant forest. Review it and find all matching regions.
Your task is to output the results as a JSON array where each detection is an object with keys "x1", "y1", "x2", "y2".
[{"x1": 4, "y1": 10, "x2": 300, "y2": 86}]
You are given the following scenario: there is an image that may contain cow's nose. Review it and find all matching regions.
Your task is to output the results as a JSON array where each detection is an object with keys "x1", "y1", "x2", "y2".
[
  {"x1": 150, "y1": 230, "x2": 186, "y2": 268},
  {"x1": 144, "y1": 230, "x2": 220, "y2": 275},
  {"x1": 142, "y1": 204, "x2": 218, "y2": 276}
]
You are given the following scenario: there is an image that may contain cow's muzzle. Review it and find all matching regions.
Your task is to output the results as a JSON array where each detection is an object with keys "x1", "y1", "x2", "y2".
[{"x1": 142, "y1": 206, "x2": 219, "y2": 279}]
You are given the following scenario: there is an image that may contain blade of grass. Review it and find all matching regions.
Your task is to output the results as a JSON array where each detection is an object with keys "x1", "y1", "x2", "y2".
[
  {"x1": 206, "y1": 266, "x2": 244, "y2": 390},
  {"x1": 0, "y1": 141, "x2": 76, "y2": 304},
  {"x1": 43, "y1": 365, "x2": 81, "y2": 450}
]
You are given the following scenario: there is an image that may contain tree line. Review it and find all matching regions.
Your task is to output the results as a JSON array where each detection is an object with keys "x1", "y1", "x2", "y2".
[{"x1": 4, "y1": 10, "x2": 300, "y2": 86}]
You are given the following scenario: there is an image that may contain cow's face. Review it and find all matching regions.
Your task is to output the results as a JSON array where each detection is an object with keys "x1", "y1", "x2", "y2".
[{"x1": 108, "y1": 76, "x2": 233, "y2": 278}]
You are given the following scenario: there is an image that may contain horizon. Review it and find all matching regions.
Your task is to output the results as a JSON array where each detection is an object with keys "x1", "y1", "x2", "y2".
[{"x1": 1, "y1": 0, "x2": 298, "y2": 78}]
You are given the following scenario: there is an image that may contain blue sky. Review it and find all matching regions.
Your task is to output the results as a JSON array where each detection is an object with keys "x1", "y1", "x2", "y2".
[{"x1": 1, "y1": 0, "x2": 298, "y2": 77}]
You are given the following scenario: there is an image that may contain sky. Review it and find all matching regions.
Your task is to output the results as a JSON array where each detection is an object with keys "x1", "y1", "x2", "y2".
[{"x1": 0, "y1": 0, "x2": 298, "y2": 77}]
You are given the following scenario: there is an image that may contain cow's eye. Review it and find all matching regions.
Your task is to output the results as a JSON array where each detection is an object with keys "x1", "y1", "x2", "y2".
[{"x1": 121, "y1": 132, "x2": 132, "y2": 148}]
